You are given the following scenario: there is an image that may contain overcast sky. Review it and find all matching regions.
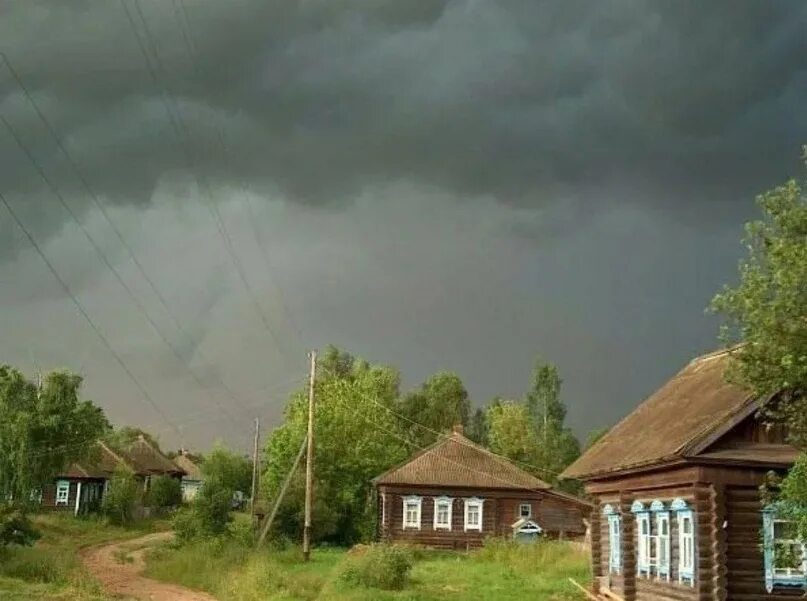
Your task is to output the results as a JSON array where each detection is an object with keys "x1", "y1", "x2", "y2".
[{"x1": 1, "y1": 1, "x2": 806, "y2": 452}]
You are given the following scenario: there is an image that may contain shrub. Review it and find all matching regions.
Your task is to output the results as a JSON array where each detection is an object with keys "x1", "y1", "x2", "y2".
[
  {"x1": 102, "y1": 466, "x2": 138, "y2": 525},
  {"x1": 0, "y1": 503, "x2": 39, "y2": 548},
  {"x1": 145, "y1": 475, "x2": 182, "y2": 509},
  {"x1": 173, "y1": 482, "x2": 233, "y2": 542},
  {"x1": 338, "y1": 543, "x2": 413, "y2": 590}
]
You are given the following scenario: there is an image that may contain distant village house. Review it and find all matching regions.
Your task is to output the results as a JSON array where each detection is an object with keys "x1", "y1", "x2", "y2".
[
  {"x1": 173, "y1": 450, "x2": 203, "y2": 502},
  {"x1": 374, "y1": 425, "x2": 591, "y2": 549},
  {"x1": 41, "y1": 434, "x2": 184, "y2": 515},
  {"x1": 562, "y1": 348, "x2": 802, "y2": 600}
]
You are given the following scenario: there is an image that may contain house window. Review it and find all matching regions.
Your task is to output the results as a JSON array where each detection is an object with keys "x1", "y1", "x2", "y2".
[
  {"x1": 763, "y1": 507, "x2": 806, "y2": 593},
  {"x1": 519, "y1": 503, "x2": 532, "y2": 518},
  {"x1": 655, "y1": 511, "x2": 671, "y2": 581},
  {"x1": 632, "y1": 501, "x2": 651, "y2": 577},
  {"x1": 381, "y1": 493, "x2": 386, "y2": 527},
  {"x1": 433, "y1": 497, "x2": 453, "y2": 530},
  {"x1": 673, "y1": 498, "x2": 695, "y2": 586},
  {"x1": 402, "y1": 496, "x2": 422, "y2": 530},
  {"x1": 55, "y1": 480, "x2": 70, "y2": 506},
  {"x1": 604, "y1": 504, "x2": 621, "y2": 574},
  {"x1": 464, "y1": 497, "x2": 484, "y2": 532}
]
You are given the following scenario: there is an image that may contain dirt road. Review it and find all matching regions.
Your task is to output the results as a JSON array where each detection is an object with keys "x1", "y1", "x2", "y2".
[{"x1": 82, "y1": 531, "x2": 217, "y2": 601}]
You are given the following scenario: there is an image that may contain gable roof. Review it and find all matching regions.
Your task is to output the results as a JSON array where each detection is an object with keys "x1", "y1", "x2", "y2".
[
  {"x1": 60, "y1": 442, "x2": 129, "y2": 479},
  {"x1": 562, "y1": 348, "x2": 769, "y2": 480},
  {"x1": 173, "y1": 452, "x2": 203, "y2": 480},
  {"x1": 124, "y1": 436, "x2": 184, "y2": 476},
  {"x1": 374, "y1": 431, "x2": 553, "y2": 491}
]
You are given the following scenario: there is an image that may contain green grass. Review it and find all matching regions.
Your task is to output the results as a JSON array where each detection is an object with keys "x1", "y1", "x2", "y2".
[
  {"x1": 0, "y1": 512, "x2": 168, "y2": 601},
  {"x1": 144, "y1": 538, "x2": 591, "y2": 601}
]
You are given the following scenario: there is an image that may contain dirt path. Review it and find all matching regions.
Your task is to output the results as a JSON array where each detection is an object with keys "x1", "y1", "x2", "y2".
[{"x1": 82, "y1": 531, "x2": 218, "y2": 601}]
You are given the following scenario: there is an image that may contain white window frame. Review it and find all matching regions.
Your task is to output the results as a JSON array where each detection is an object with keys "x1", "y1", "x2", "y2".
[
  {"x1": 636, "y1": 512, "x2": 651, "y2": 577},
  {"x1": 763, "y1": 508, "x2": 806, "y2": 593},
  {"x1": 433, "y1": 496, "x2": 453, "y2": 531},
  {"x1": 402, "y1": 495, "x2": 422, "y2": 530},
  {"x1": 608, "y1": 513, "x2": 622, "y2": 574},
  {"x1": 55, "y1": 480, "x2": 70, "y2": 506},
  {"x1": 655, "y1": 511, "x2": 671, "y2": 581},
  {"x1": 464, "y1": 497, "x2": 484, "y2": 532},
  {"x1": 519, "y1": 503, "x2": 532, "y2": 519},
  {"x1": 380, "y1": 493, "x2": 386, "y2": 528},
  {"x1": 677, "y1": 509, "x2": 695, "y2": 586}
]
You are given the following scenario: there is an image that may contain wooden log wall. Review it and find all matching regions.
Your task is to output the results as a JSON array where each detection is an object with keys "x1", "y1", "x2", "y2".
[
  {"x1": 621, "y1": 495, "x2": 638, "y2": 601},
  {"x1": 725, "y1": 486, "x2": 804, "y2": 601}
]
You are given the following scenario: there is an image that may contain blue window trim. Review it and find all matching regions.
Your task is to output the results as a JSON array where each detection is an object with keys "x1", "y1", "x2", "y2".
[
  {"x1": 676, "y1": 507, "x2": 696, "y2": 586},
  {"x1": 655, "y1": 510, "x2": 671, "y2": 580},
  {"x1": 608, "y1": 513, "x2": 622, "y2": 574},
  {"x1": 631, "y1": 501, "x2": 650, "y2": 577},
  {"x1": 762, "y1": 504, "x2": 806, "y2": 593}
]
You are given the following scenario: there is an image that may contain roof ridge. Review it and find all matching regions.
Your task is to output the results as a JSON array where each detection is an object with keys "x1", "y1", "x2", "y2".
[{"x1": 450, "y1": 432, "x2": 553, "y2": 488}]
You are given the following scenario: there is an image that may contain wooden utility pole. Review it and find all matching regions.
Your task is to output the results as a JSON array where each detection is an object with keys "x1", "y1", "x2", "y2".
[
  {"x1": 303, "y1": 349, "x2": 317, "y2": 562},
  {"x1": 249, "y1": 418, "x2": 260, "y2": 522},
  {"x1": 256, "y1": 435, "x2": 307, "y2": 548}
]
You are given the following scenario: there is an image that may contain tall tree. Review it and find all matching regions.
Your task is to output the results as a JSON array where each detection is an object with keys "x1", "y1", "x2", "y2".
[
  {"x1": 0, "y1": 367, "x2": 109, "y2": 505},
  {"x1": 399, "y1": 371, "x2": 470, "y2": 447},
  {"x1": 486, "y1": 401, "x2": 541, "y2": 467},
  {"x1": 262, "y1": 349, "x2": 408, "y2": 545},
  {"x1": 467, "y1": 407, "x2": 489, "y2": 445},
  {"x1": 524, "y1": 359, "x2": 581, "y2": 488},
  {"x1": 711, "y1": 152, "x2": 807, "y2": 535}
]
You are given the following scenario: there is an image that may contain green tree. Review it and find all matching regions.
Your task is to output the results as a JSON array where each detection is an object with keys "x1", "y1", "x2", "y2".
[
  {"x1": 102, "y1": 466, "x2": 138, "y2": 525},
  {"x1": 202, "y1": 444, "x2": 252, "y2": 495},
  {"x1": 263, "y1": 352, "x2": 408, "y2": 545},
  {"x1": 105, "y1": 427, "x2": 162, "y2": 454},
  {"x1": 584, "y1": 427, "x2": 610, "y2": 451},
  {"x1": 398, "y1": 372, "x2": 470, "y2": 447},
  {"x1": 487, "y1": 401, "x2": 541, "y2": 466},
  {"x1": 524, "y1": 360, "x2": 581, "y2": 488},
  {"x1": 145, "y1": 475, "x2": 182, "y2": 509},
  {"x1": 467, "y1": 407, "x2": 489, "y2": 445},
  {"x1": 0, "y1": 367, "x2": 109, "y2": 505},
  {"x1": 711, "y1": 152, "x2": 807, "y2": 536}
]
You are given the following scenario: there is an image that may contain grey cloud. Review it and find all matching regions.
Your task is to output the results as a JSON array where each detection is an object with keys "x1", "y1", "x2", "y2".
[{"x1": 2, "y1": 1, "x2": 805, "y2": 235}]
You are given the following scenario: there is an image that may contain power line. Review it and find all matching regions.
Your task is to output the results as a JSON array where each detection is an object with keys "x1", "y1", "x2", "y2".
[
  {"x1": 121, "y1": 0, "x2": 294, "y2": 368},
  {"x1": 1, "y1": 114, "x2": 243, "y2": 429},
  {"x1": 329, "y1": 384, "x2": 559, "y2": 495},
  {"x1": 318, "y1": 366, "x2": 564, "y2": 478},
  {"x1": 166, "y1": 3, "x2": 305, "y2": 352},
  {"x1": 0, "y1": 190, "x2": 182, "y2": 439},
  {"x1": 0, "y1": 52, "x2": 264, "y2": 420}
]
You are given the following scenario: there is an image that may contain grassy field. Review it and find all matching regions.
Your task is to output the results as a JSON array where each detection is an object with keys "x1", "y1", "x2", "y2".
[
  {"x1": 144, "y1": 538, "x2": 591, "y2": 601},
  {"x1": 0, "y1": 513, "x2": 167, "y2": 601}
]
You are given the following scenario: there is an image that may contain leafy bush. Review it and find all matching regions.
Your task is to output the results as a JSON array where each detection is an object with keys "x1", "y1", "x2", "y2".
[
  {"x1": 102, "y1": 466, "x2": 138, "y2": 525},
  {"x1": 145, "y1": 475, "x2": 182, "y2": 509},
  {"x1": 0, "y1": 503, "x2": 39, "y2": 548},
  {"x1": 173, "y1": 482, "x2": 233, "y2": 542},
  {"x1": 338, "y1": 544, "x2": 413, "y2": 590}
]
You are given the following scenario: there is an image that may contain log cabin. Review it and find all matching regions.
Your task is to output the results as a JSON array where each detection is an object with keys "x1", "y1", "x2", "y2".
[
  {"x1": 561, "y1": 348, "x2": 803, "y2": 601},
  {"x1": 373, "y1": 425, "x2": 591, "y2": 549},
  {"x1": 41, "y1": 435, "x2": 184, "y2": 515}
]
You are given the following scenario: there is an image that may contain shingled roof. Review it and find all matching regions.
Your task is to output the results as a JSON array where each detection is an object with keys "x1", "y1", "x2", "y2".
[
  {"x1": 562, "y1": 348, "x2": 768, "y2": 480},
  {"x1": 374, "y1": 430, "x2": 553, "y2": 491},
  {"x1": 61, "y1": 442, "x2": 128, "y2": 479},
  {"x1": 173, "y1": 452, "x2": 203, "y2": 481},
  {"x1": 124, "y1": 435, "x2": 184, "y2": 476}
]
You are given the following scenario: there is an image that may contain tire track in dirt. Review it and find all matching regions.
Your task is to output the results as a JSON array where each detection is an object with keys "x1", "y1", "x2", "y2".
[{"x1": 82, "y1": 531, "x2": 217, "y2": 601}]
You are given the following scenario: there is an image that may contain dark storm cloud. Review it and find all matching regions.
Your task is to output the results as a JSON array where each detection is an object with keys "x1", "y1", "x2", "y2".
[
  {"x1": 2, "y1": 0, "x2": 806, "y2": 245},
  {"x1": 1, "y1": 1, "x2": 806, "y2": 449}
]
